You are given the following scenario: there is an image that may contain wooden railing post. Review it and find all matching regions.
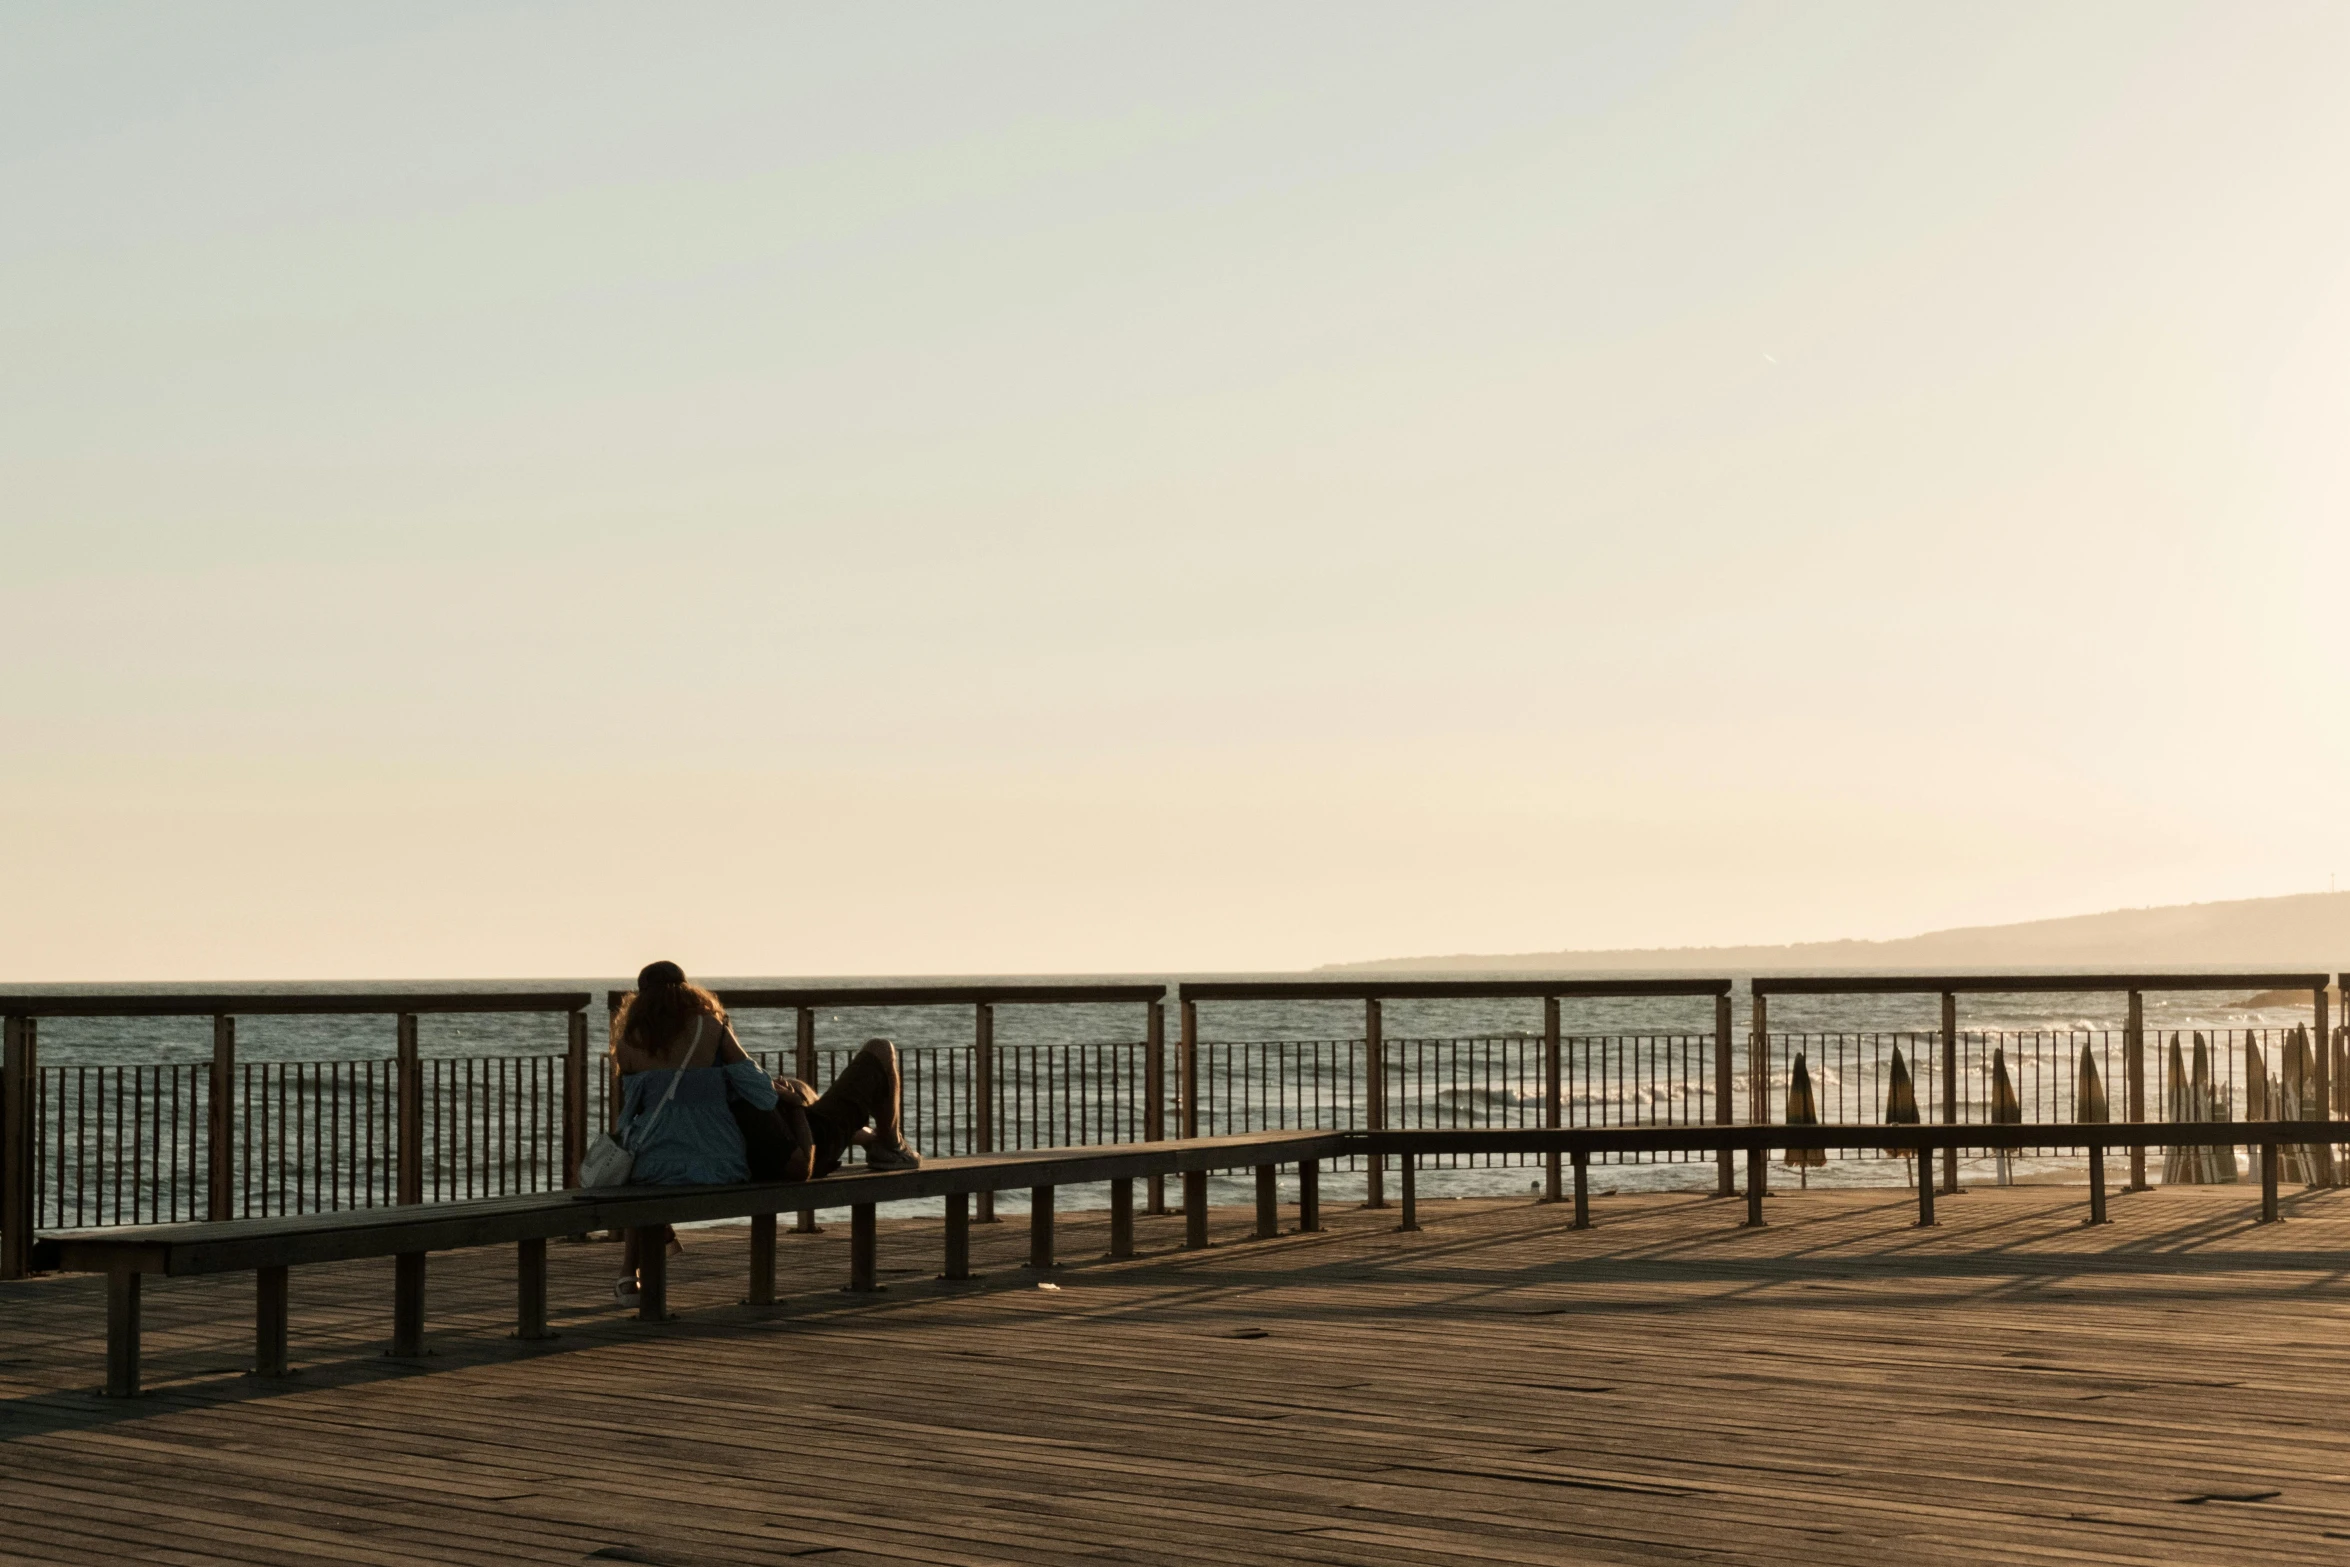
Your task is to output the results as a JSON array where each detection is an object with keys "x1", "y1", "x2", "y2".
[
  {"x1": 1364, "y1": 998, "x2": 1387, "y2": 1209},
  {"x1": 2315, "y1": 985, "x2": 2334, "y2": 1186},
  {"x1": 209, "y1": 1015, "x2": 236, "y2": 1220},
  {"x1": 793, "y1": 1006, "x2": 820, "y2": 1233},
  {"x1": 1175, "y1": 996, "x2": 1200, "y2": 1219},
  {"x1": 1939, "y1": 990, "x2": 1958, "y2": 1196},
  {"x1": 2, "y1": 1016, "x2": 34, "y2": 1279},
  {"x1": 2125, "y1": 990, "x2": 2148, "y2": 1192},
  {"x1": 605, "y1": 992, "x2": 624, "y2": 1138},
  {"x1": 396, "y1": 1013, "x2": 422, "y2": 1206},
  {"x1": 1179, "y1": 997, "x2": 1198, "y2": 1144},
  {"x1": 974, "y1": 1002, "x2": 996, "y2": 1223},
  {"x1": 561, "y1": 1010, "x2": 586, "y2": 1189},
  {"x1": 1541, "y1": 996, "x2": 1562, "y2": 1204},
  {"x1": 1713, "y1": 991, "x2": 1733, "y2": 1198},
  {"x1": 1144, "y1": 999, "x2": 1166, "y2": 1216},
  {"x1": 1746, "y1": 991, "x2": 1767, "y2": 1207}
]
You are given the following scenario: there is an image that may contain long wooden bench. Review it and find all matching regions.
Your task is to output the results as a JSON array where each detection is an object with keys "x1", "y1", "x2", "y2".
[
  {"x1": 43, "y1": 1120, "x2": 2337, "y2": 1397},
  {"x1": 1366, "y1": 1119, "x2": 2343, "y2": 1232},
  {"x1": 43, "y1": 1131, "x2": 1347, "y2": 1397}
]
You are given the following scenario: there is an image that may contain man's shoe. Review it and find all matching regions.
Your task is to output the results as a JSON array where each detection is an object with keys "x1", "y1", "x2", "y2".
[
  {"x1": 864, "y1": 1141, "x2": 922, "y2": 1172},
  {"x1": 613, "y1": 1275, "x2": 642, "y2": 1309}
]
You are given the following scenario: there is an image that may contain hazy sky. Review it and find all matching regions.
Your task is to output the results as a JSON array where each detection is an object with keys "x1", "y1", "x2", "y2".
[{"x1": 7, "y1": 2, "x2": 2350, "y2": 980}]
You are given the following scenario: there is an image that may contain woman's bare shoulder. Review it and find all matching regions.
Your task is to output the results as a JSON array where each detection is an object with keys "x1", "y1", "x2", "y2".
[{"x1": 612, "y1": 1037, "x2": 665, "y2": 1075}]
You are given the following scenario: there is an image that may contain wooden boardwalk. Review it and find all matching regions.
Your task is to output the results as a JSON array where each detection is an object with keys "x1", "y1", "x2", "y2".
[{"x1": 7, "y1": 1183, "x2": 2350, "y2": 1565}]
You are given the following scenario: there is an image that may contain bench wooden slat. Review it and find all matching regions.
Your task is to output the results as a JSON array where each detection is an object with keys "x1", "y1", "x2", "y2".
[
  {"x1": 47, "y1": 1130, "x2": 1349, "y2": 1275},
  {"x1": 38, "y1": 1119, "x2": 2340, "y2": 1402}
]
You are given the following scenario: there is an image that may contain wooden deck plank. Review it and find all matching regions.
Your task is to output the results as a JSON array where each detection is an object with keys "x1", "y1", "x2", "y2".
[{"x1": 11, "y1": 1187, "x2": 2350, "y2": 1564}]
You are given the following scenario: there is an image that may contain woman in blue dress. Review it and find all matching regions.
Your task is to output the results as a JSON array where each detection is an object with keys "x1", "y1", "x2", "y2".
[{"x1": 609, "y1": 961, "x2": 918, "y2": 1305}]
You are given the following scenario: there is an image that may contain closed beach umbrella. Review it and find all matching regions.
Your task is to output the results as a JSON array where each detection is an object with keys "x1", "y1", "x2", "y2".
[
  {"x1": 1883, "y1": 1046, "x2": 1919, "y2": 1165},
  {"x1": 1990, "y1": 1047, "x2": 2021, "y2": 1123},
  {"x1": 2076, "y1": 1044, "x2": 2108, "y2": 1124},
  {"x1": 2283, "y1": 1025, "x2": 2322, "y2": 1184},
  {"x1": 2188, "y1": 1031, "x2": 2239, "y2": 1184},
  {"x1": 2162, "y1": 1034, "x2": 2190, "y2": 1185},
  {"x1": 2243, "y1": 1035, "x2": 2271, "y2": 1178},
  {"x1": 1990, "y1": 1047, "x2": 2021, "y2": 1185},
  {"x1": 1783, "y1": 1052, "x2": 1825, "y2": 1173}
]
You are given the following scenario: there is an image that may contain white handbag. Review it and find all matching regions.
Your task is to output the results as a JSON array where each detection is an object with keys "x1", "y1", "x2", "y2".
[{"x1": 579, "y1": 1018, "x2": 703, "y2": 1188}]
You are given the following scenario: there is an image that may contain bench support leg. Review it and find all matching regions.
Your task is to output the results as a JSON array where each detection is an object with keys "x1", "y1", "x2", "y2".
[
  {"x1": 1255, "y1": 1165, "x2": 1279, "y2": 1240},
  {"x1": 1398, "y1": 1154, "x2": 1419, "y2": 1233},
  {"x1": 2085, "y1": 1146, "x2": 2108, "y2": 1227},
  {"x1": 1028, "y1": 1187, "x2": 1056, "y2": 1270},
  {"x1": 977, "y1": 1191, "x2": 997, "y2": 1225},
  {"x1": 1744, "y1": 1149, "x2": 1766, "y2": 1228},
  {"x1": 794, "y1": 1206, "x2": 820, "y2": 1235},
  {"x1": 1298, "y1": 1159, "x2": 1321, "y2": 1232},
  {"x1": 633, "y1": 1230, "x2": 669, "y2": 1323},
  {"x1": 1146, "y1": 1172, "x2": 1166, "y2": 1217},
  {"x1": 1543, "y1": 1148, "x2": 1563, "y2": 1204},
  {"x1": 1571, "y1": 1150, "x2": 1591, "y2": 1230},
  {"x1": 1182, "y1": 1171, "x2": 1208, "y2": 1249},
  {"x1": 392, "y1": 1252, "x2": 426, "y2": 1355},
  {"x1": 1917, "y1": 1153, "x2": 1937, "y2": 1226},
  {"x1": 846, "y1": 1203, "x2": 879, "y2": 1292},
  {"x1": 256, "y1": 1264, "x2": 289, "y2": 1376},
  {"x1": 941, "y1": 1192, "x2": 972, "y2": 1280},
  {"x1": 1109, "y1": 1178, "x2": 1134, "y2": 1259},
  {"x1": 514, "y1": 1239, "x2": 552, "y2": 1340},
  {"x1": 2262, "y1": 1143, "x2": 2280, "y2": 1222},
  {"x1": 105, "y1": 1269, "x2": 141, "y2": 1398},
  {"x1": 748, "y1": 1214, "x2": 777, "y2": 1305}
]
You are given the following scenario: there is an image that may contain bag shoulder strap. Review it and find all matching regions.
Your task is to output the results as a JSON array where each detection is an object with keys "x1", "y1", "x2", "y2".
[{"x1": 626, "y1": 1016, "x2": 705, "y2": 1151}]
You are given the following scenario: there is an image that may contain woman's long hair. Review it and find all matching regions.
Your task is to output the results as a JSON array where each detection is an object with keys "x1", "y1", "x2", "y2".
[{"x1": 611, "y1": 964, "x2": 727, "y2": 1061}]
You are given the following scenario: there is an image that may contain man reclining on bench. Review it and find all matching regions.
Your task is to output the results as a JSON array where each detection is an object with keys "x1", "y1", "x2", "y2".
[{"x1": 610, "y1": 961, "x2": 920, "y2": 1305}]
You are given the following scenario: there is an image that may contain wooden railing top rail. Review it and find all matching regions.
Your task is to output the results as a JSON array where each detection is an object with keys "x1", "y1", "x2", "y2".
[
  {"x1": 0, "y1": 991, "x2": 594, "y2": 1019},
  {"x1": 603, "y1": 983, "x2": 1167, "y2": 1013},
  {"x1": 1178, "y1": 977, "x2": 1732, "y2": 1003},
  {"x1": 1751, "y1": 973, "x2": 2330, "y2": 996}
]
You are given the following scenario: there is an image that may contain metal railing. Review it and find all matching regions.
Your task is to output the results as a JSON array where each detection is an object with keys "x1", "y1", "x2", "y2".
[
  {"x1": 9, "y1": 970, "x2": 2350, "y2": 1274},
  {"x1": 1196, "y1": 1033, "x2": 1726, "y2": 1167},
  {"x1": 0, "y1": 993, "x2": 593, "y2": 1277}
]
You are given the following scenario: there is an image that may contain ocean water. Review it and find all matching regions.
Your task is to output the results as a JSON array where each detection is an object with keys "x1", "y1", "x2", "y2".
[{"x1": 3, "y1": 969, "x2": 2328, "y2": 1063}]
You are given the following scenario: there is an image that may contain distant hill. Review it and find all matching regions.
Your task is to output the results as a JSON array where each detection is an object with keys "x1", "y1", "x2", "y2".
[{"x1": 1324, "y1": 892, "x2": 2350, "y2": 975}]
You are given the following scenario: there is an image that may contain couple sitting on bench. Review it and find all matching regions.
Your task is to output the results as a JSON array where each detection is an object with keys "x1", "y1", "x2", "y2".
[{"x1": 610, "y1": 961, "x2": 920, "y2": 1305}]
